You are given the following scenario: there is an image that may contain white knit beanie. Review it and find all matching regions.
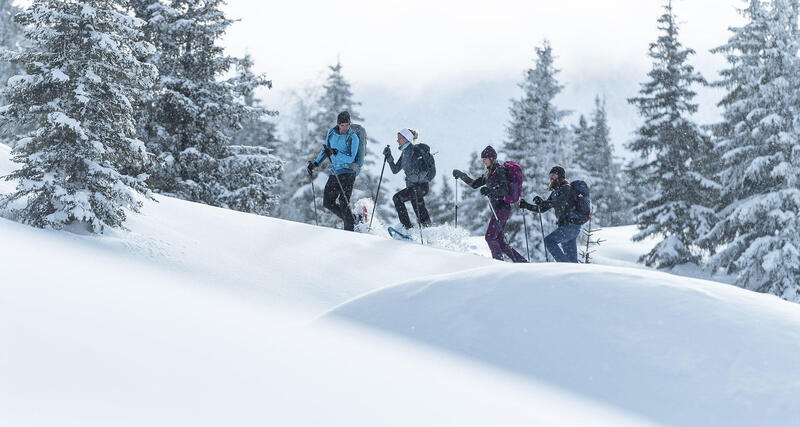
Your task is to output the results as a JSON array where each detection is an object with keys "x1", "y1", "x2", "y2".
[{"x1": 398, "y1": 128, "x2": 414, "y2": 143}]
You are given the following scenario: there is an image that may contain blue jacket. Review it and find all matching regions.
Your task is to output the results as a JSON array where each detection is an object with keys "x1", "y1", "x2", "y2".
[{"x1": 315, "y1": 127, "x2": 360, "y2": 175}]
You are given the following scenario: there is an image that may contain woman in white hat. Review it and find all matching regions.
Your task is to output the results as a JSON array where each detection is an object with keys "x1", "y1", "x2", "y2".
[{"x1": 382, "y1": 128, "x2": 433, "y2": 230}]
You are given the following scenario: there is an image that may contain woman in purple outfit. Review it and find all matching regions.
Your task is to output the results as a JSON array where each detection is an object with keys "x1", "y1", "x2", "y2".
[{"x1": 452, "y1": 146, "x2": 527, "y2": 263}]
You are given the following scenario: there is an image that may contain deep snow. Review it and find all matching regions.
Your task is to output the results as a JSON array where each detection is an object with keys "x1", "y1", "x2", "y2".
[
  {"x1": 326, "y1": 263, "x2": 800, "y2": 426},
  {"x1": 2, "y1": 142, "x2": 798, "y2": 426},
  {"x1": 0, "y1": 142, "x2": 649, "y2": 426},
  {"x1": 0, "y1": 218, "x2": 648, "y2": 426}
]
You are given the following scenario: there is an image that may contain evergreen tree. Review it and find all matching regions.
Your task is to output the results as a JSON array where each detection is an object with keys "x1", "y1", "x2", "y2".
[
  {"x1": 133, "y1": 0, "x2": 281, "y2": 215},
  {"x1": 621, "y1": 157, "x2": 654, "y2": 225},
  {"x1": 503, "y1": 40, "x2": 571, "y2": 260},
  {"x1": 276, "y1": 87, "x2": 333, "y2": 225},
  {"x1": 230, "y1": 54, "x2": 279, "y2": 151},
  {"x1": 573, "y1": 96, "x2": 631, "y2": 226},
  {"x1": 626, "y1": 0, "x2": 718, "y2": 268},
  {"x1": 700, "y1": 0, "x2": 800, "y2": 301},
  {"x1": 0, "y1": 0, "x2": 157, "y2": 232},
  {"x1": 427, "y1": 174, "x2": 455, "y2": 225},
  {"x1": 0, "y1": 0, "x2": 25, "y2": 146},
  {"x1": 570, "y1": 114, "x2": 596, "y2": 184}
]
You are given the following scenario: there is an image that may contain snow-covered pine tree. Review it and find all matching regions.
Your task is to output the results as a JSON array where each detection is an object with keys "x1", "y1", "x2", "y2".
[
  {"x1": 503, "y1": 40, "x2": 571, "y2": 261},
  {"x1": 230, "y1": 54, "x2": 280, "y2": 151},
  {"x1": 221, "y1": 54, "x2": 283, "y2": 216},
  {"x1": 276, "y1": 87, "x2": 331, "y2": 224},
  {"x1": 0, "y1": 0, "x2": 23, "y2": 92},
  {"x1": 621, "y1": 157, "x2": 654, "y2": 225},
  {"x1": 573, "y1": 96, "x2": 631, "y2": 227},
  {"x1": 133, "y1": 0, "x2": 281, "y2": 215},
  {"x1": 570, "y1": 114, "x2": 596, "y2": 184},
  {"x1": 0, "y1": 0, "x2": 25, "y2": 146},
  {"x1": 700, "y1": 0, "x2": 800, "y2": 302},
  {"x1": 0, "y1": 0, "x2": 157, "y2": 232},
  {"x1": 626, "y1": 0, "x2": 719, "y2": 268},
  {"x1": 427, "y1": 174, "x2": 455, "y2": 225}
]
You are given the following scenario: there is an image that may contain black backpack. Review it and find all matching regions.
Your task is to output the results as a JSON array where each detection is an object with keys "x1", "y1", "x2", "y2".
[
  {"x1": 568, "y1": 180, "x2": 591, "y2": 225},
  {"x1": 414, "y1": 143, "x2": 436, "y2": 182}
]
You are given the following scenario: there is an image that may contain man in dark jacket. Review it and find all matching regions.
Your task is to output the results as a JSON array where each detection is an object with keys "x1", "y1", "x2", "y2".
[
  {"x1": 383, "y1": 128, "x2": 432, "y2": 229},
  {"x1": 520, "y1": 166, "x2": 580, "y2": 263},
  {"x1": 453, "y1": 146, "x2": 527, "y2": 263}
]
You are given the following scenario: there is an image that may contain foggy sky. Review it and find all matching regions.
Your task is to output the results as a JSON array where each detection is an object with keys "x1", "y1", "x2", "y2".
[{"x1": 221, "y1": 0, "x2": 745, "y2": 188}]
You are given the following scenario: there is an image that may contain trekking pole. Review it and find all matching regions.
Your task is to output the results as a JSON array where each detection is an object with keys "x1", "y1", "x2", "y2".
[
  {"x1": 412, "y1": 186, "x2": 425, "y2": 245},
  {"x1": 454, "y1": 177, "x2": 459, "y2": 227},
  {"x1": 369, "y1": 152, "x2": 388, "y2": 231},
  {"x1": 537, "y1": 205, "x2": 549, "y2": 262},
  {"x1": 309, "y1": 173, "x2": 319, "y2": 226},
  {"x1": 324, "y1": 147, "x2": 352, "y2": 212},
  {"x1": 521, "y1": 206, "x2": 531, "y2": 262},
  {"x1": 487, "y1": 197, "x2": 499, "y2": 222}
]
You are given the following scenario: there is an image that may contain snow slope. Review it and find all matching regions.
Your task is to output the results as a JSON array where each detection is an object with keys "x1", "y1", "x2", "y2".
[
  {"x1": 1, "y1": 139, "x2": 496, "y2": 314},
  {"x1": 0, "y1": 143, "x2": 649, "y2": 425},
  {"x1": 2, "y1": 142, "x2": 798, "y2": 426},
  {"x1": 326, "y1": 264, "x2": 800, "y2": 426},
  {"x1": 0, "y1": 219, "x2": 649, "y2": 426}
]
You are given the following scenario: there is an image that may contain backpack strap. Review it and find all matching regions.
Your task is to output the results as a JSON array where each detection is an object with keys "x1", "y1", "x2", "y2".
[
  {"x1": 326, "y1": 127, "x2": 355, "y2": 156},
  {"x1": 325, "y1": 127, "x2": 335, "y2": 147}
]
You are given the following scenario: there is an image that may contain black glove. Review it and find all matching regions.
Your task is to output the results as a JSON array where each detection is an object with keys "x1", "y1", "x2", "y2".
[
  {"x1": 306, "y1": 161, "x2": 316, "y2": 176},
  {"x1": 519, "y1": 198, "x2": 532, "y2": 210},
  {"x1": 480, "y1": 187, "x2": 491, "y2": 196},
  {"x1": 383, "y1": 145, "x2": 392, "y2": 158},
  {"x1": 532, "y1": 195, "x2": 544, "y2": 205},
  {"x1": 322, "y1": 145, "x2": 337, "y2": 158},
  {"x1": 452, "y1": 169, "x2": 466, "y2": 179}
]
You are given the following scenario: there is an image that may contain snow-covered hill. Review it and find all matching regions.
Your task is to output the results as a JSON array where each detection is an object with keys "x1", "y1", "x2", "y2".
[
  {"x1": 0, "y1": 217, "x2": 647, "y2": 426},
  {"x1": 325, "y1": 263, "x2": 800, "y2": 426},
  {"x1": 2, "y1": 142, "x2": 798, "y2": 426}
]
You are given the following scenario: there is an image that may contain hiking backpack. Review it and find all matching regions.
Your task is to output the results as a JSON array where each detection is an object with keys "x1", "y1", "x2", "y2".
[
  {"x1": 502, "y1": 161, "x2": 524, "y2": 204},
  {"x1": 568, "y1": 180, "x2": 591, "y2": 225},
  {"x1": 350, "y1": 124, "x2": 367, "y2": 174},
  {"x1": 326, "y1": 124, "x2": 368, "y2": 175},
  {"x1": 414, "y1": 143, "x2": 436, "y2": 182}
]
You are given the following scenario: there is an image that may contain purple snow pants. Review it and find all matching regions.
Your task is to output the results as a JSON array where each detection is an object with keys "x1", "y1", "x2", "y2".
[{"x1": 485, "y1": 207, "x2": 528, "y2": 263}]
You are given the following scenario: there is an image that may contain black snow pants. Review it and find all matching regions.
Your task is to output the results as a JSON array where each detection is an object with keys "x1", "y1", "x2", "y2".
[
  {"x1": 392, "y1": 183, "x2": 432, "y2": 229},
  {"x1": 323, "y1": 172, "x2": 356, "y2": 231}
]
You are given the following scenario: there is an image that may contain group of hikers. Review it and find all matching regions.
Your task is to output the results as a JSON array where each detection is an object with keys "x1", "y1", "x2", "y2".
[{"x1": 306, "y1": 111, "x2": 592, "y2": 264}]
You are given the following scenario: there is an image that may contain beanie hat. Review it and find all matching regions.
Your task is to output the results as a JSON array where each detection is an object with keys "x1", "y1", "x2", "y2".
[
  {"x1": 398, "y1": 128, "x2": 414, "y2": 143},
  {"x1": 481, "y1": 145, "x2": 497, "y2": 159},
  {"x1": 337, "y1": 111, "x2": 351, "y2": 124},
  {"x1": 549, "y1": 165, "x2": 566, "y2": 179}
]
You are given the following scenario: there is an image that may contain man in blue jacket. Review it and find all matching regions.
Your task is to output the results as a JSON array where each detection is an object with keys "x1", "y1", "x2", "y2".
[{"x1": 307, "y1": 111, "x2": 360, "y2": 231}]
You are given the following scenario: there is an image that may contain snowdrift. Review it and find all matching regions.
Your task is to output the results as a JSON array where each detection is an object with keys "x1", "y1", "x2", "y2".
[
  {"x1": 2, "y1": 142, "x2": 797, "y2": 426},
  {"x1": 326, "y1": 263, "x2": 800, "y2": 426},
  {"x1": 1, "y1": 139, "x2": 496, "y2": 314},
  {"x1": 0, "y1": 222, "x2": 649, "y2": 426},
  {"x1": 0, "y1": 143, "x2": 648, "y2": 425}
]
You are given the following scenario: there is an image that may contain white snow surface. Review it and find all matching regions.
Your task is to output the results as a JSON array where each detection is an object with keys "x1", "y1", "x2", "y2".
[
  {"x1": 2, "y1": 143, "x2": 798, "y2": 426},
  {"x1": 326, "y1": 264, "x2": 800, "y2": 426},
  {"x1": 0, "y1": 143, "x2": 647, "y2": 426},
  {"x1": 0, "y1": 217, "x2": 645, "y2": 426}
]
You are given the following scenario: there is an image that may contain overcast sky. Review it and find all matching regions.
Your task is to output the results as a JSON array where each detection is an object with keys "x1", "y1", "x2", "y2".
[{"x1": 221, "y1": 0, "x2": 745, "y2": 187}]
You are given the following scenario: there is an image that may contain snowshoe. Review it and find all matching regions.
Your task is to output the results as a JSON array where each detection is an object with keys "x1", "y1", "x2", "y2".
[{"x1": 388, "y1": 226, "x2": 412, "y2": 240}]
